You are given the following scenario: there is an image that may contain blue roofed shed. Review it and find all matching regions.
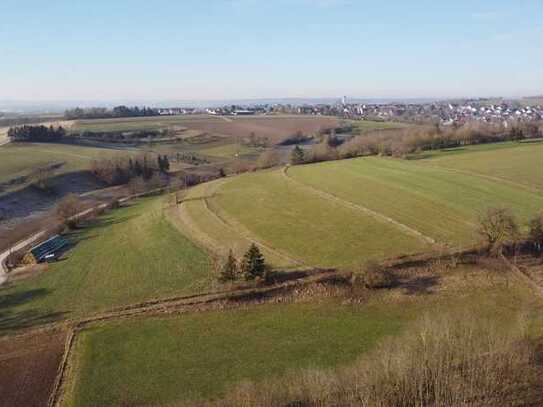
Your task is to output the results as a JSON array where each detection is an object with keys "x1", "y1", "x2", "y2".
[{"x1": 24, "y1": 235, "x2": 68, "y2": 264}]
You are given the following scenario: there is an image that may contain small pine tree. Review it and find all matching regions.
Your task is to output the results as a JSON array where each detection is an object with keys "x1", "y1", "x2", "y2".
[
  {"x1": 290, "y1": 145, "x2": 305, "y2": 165},
  {"x1": 241, "y1": 243, "x2": 266, "y2": 281},
  {"x1": 219, "y1": 250, "x2": 239, "y2": 282}
]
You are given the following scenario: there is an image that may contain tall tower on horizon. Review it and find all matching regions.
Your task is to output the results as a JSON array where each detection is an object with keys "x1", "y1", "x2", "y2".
[{"x1": 342, "y1": 96, "x2": 347, "y2": 106}]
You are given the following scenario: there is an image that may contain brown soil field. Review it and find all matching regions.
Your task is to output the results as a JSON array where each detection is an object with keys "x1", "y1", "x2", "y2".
[
  {"x1": 0, "y1": 329, "x2": 66, "y2": 407},
  {"x1": 182, "y1": 116, "x2": 340, "y2": 144}
]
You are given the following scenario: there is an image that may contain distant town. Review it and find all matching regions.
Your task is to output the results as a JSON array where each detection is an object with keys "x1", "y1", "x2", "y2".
[{"x1": 159, "y1": 97, "x2": 543, "y2": 126}]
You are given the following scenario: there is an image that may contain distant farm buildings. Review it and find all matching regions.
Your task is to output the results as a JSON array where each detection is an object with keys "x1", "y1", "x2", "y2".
[{"x1": 22, "y1": 235, "x2": 68, "y2": 265}]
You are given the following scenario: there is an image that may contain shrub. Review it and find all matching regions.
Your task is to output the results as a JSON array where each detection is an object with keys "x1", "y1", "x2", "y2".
[
  {"x1": 528, "y1": 212, "x2": 543, "y2": 252},
  {"x1": 352, "y1": 260, "x2": 394, "y2": 289},
  {"x1": 56, "y1": 193, "x2": 83, "y2": 228},
  {"x1": 203, "y1": 312, "x2": 538, "y2": 407},
  {"x1": 219, "y1": 250, "x2": 239, "y2": 283}
]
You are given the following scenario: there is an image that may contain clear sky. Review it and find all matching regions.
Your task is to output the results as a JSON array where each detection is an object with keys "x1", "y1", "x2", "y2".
[{"x1": 1, "y1": 0, "x2": 542, "y2": 101}]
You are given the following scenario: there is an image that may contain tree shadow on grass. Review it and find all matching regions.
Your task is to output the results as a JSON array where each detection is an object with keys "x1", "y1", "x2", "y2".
[
  {"x1": 401, "y1": 275, "x2": 441, "y2": 296},
  {"x1": 0, "y1": 287, "x2": 66, "y2": 333}
]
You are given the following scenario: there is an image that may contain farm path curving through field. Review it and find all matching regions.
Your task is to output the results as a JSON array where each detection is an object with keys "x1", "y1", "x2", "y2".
[
  {"x1": 168, "y1": 178, "x2": 306, "y2": 268},
  {"x1": 282, "y1": 166, "x2": 437, "y2": 246}
]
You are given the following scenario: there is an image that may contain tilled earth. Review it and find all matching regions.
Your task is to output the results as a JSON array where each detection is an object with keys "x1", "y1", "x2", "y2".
[{"x1": 0, "y1": 329, "x2": 66, "y2": 407}]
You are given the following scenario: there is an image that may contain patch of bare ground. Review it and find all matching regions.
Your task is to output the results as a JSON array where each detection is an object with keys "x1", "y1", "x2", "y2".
[{"x1": 0, "y1": 328, "x2": 66, "y2": 407}]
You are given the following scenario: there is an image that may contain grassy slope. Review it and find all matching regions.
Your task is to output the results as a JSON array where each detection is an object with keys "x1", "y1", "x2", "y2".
[
  {"x1": 180, "y1": 181, "x2": 296, "y2": 268},
  {"x1": 63, "y1": 271, "x2": 538, "y2": 407},
  {"x1": 349, "y1": 120, "x2": 409, "y2": 132},
  {"x1": 70, "y1": 115, "x2": 214, "y2": 132},
  {"x1": 212, "y1": 171, "x2": 428, "y2": 268},
  {"x1": 0, "y1": 197, "x2": 212, "y2": 333},
  {"x1": 290, "y1": 157, "x2": 543, "y2": 246},
  {"x1": 199, "y1": 143, "x2": 260, "y2": 158},
  {"x1": 0, "y1": 142, "x2": 140, "y2": 184},
  {"x1": 415, "y1": 140, "x2": 543, "y2": 190}
]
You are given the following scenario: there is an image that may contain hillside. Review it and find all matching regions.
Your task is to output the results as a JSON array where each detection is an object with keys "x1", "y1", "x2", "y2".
[{"x1": 174, "y1": 144, "x2": 543, "y2": 268}]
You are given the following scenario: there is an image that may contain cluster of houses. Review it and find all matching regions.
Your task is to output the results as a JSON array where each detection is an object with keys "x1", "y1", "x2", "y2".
[
  {"x1": 155, "y1": 98, "x2": 542, "y2": 126},
  {"x1": 340, "y1": 100, "x2": 543, "y2": 125}
]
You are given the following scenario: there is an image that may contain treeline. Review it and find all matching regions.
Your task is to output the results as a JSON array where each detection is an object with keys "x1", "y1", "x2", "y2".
[
  {"x1": 290, "y1": 121, "x2": 543, "y2": 164},
  {"x1": 73, "y1": 130, "x2": 164, "y2": 144},
  {"x1": 64, "y1": 105, "x2": 159, "y2": 120},
  {"x1": 7, "y1": 125, "x2": 66, "y2": 142},
  {"x1": 91, "y1": 154, "x2": 170, "y2": 186}
]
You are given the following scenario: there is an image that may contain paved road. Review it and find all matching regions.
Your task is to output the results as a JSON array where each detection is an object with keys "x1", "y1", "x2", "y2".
[{"x1": 0, "y1": 231, "x2": 46, "y2": 285}]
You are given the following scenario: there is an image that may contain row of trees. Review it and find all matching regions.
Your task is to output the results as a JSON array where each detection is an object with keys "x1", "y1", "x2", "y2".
[
  {"x1": 64, "y1": 106, "x2": 160, "y2": 120},
  {"x1": 288, "y1": 121, "x2": 543, "y2": 165},
  {"x1": 91, "y1": 154, "x2": 170, "y2": 186},
  {"x1": 8, "y1": 125, "x2": 66, "y2": 142}
]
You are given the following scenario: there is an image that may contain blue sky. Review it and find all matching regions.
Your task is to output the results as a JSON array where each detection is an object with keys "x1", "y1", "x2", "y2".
[{"x1": 0, "y1": 0, "x2": 542, "y2": 101}]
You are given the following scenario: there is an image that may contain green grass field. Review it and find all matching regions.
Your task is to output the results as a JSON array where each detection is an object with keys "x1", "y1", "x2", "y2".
[
  {"x1": 0, "y1": 143, "x2": 139, "y2": 184},
  {"x1": 348, "y1": 119, "x2": 409, "y2": 133},
  {"x1": 290, "y1": 157, "x2": 543, "y2": 245},
  {"x1": 414, "y1": 140, "x2": 543, "y2": 190},
  {"x1": 70, "y1": 115, "x2": 213, "y2": 133},
  {"x1": 63, "y1": 301, "x2": 407, "y2": 406},
  {"x1": 0, "y1": 197, "x2": 212, "y2": 333},
  {"x1": 199, "y1": 143, "x2": 260, "y2": 158},
  {"x1": 62, "y1": 269, "x2": 537, "y2": 407},
  {"x1": 175, "y1": 143, "x2": 543, "y2": 268},
  {"x1": 207, "y1": 171, "x2": 428, "y2": 268}
]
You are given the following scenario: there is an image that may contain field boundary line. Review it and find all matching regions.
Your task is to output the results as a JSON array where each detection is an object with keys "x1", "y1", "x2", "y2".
[
  {"x1": 414, "y1": 161, "x2": 543, "y2": 195},
  {"x1": 47, "y1": 328, "x2": 76, "y2": 407},
  {"x1": 202, "y1": 195, "x2": 307, "y2": 268},
  {"x1": 282, "y1": 166, "x2": 437, "y2": 246},
  {"x1": 175, "y1": 178, "x2": 307, "y2": 268},
  {"x1": 48, "y1": 269, "x2": 337, "y2": 407}
]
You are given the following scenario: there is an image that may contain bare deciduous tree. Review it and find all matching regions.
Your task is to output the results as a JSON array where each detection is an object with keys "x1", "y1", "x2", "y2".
[
  {"x1": 56, "y1": 193, "x2": 83, "y2": 228},
  {"x1": 477, "y1": 207, "x2": 519, "y2": 255}
]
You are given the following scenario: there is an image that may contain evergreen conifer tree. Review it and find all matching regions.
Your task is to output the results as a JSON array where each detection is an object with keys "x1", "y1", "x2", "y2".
[
  {"x1": 290, "y1": 145, "x2": 305, "y2": 165},
  {"x1": 241, "y1": 243, "x2": 266, "y2": 280}
]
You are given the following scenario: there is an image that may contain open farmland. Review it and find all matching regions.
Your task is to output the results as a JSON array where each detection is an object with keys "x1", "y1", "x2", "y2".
[
  {"x1": 0, "y1": 142, "x2": 142, "y2": 186},
  {"x1": 413, "y1": 140, "x2": 543, "y2": 190},
  {"x1": 71, "y1": 114, "x2": 341, "y2": 144},
  {"x1": 180, "y1": 171, "x2": 429, "y2": 268},
  {"x1": 60, "y1": 258, "x2": 538, "y2": 407},
  {"x1": 175, "y1": 145, "x2": 543, "y2": 268},
  {"x1": 0, "y1": 197, "x2": 212, "y2": 334},
  {"x1": 0, "y1": 329, "x2": 66, "y2": 407}
]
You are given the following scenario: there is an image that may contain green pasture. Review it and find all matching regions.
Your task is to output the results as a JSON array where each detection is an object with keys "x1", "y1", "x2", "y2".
[
  {"x1": 0, "y1": 197, "x2": 212, "y2": 334},
  {"x1": 290, "y1": 156, "x2": 543, "y2": 246},
  {"x1": 210, "y1": 170, "x2": 429, "y2": 268},
  {"x1": 414, "y1": 140, "x2": 543, "y2": 190},
  {"x1": 0, "y1": 143, "x2": 137, "y2": 185},
  {"x1": 62, "y1": 274, "x2": 537, "y2": 407}
]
